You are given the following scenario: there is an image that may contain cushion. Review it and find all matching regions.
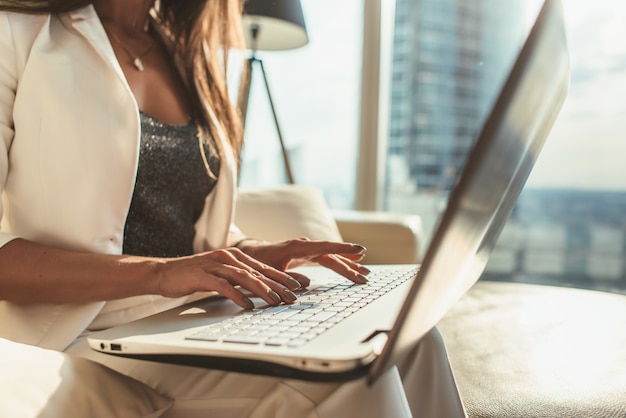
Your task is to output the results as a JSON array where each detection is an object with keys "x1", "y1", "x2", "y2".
[
  {"x1": 235, "y1": 185, "x2": 343, "y2": 242},
  {"x1": 333, "y1": 210, "x2": 423, "y2": 264},
  {"x1": 0, "y1": 338, "x2": 171, "y2": 418},
  {"x1": 438, "y1": 281, "x2": 626, "y2": 418}
]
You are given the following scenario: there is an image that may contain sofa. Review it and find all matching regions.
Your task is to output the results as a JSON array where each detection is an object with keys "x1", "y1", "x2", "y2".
[{"x1": 3, "y1": 185, "x2": 625, "y2": 417}]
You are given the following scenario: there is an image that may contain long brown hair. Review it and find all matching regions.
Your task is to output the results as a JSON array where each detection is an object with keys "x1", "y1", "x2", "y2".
[{"x1": 0, "y1": 0, "x2": 245, "y2": 162}]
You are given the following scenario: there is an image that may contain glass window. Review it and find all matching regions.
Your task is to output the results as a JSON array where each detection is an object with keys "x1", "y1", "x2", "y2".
[
  {"x1": 383, "y1": 0, "x2": 626, "y2": 294},
  {"x1": 237, "y1": 0, "x2": 626, "y2": 295},
  {"x1": 238, "y1": 0, "x2": 363, "y2": 210}
]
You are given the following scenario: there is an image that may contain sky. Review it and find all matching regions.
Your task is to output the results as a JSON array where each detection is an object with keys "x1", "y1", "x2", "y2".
[{"x1": 526, "y1": 0, "x2": 626, "y2": 190}]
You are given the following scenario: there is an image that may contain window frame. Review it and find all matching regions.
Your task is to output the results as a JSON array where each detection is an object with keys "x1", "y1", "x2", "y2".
[{"x1": 355, "y1": 0, "x2": 394, "y2": 211}]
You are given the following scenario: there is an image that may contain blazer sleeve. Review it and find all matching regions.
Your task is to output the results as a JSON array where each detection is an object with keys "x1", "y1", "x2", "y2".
[{"x1": 0, "y1": 12, "x2": 19, "y2": 248}]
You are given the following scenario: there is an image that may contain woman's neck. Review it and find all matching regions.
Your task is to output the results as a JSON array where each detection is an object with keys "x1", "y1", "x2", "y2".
[{"x1": 92, "y1": 0, "x2": 155, "y2": 36}]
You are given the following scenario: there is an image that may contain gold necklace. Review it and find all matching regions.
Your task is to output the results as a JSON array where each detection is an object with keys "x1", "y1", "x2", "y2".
[{"x1": 106, "y1": 29, "x2": 155, "y2": 71}]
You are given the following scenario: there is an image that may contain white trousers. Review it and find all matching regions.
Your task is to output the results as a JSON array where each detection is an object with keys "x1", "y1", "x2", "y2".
[{"x1": 67, "y1": 327, "x2": 466, "y2": 418}]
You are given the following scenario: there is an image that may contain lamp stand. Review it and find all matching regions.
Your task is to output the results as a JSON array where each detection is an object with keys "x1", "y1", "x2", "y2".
[{"x1": 238, "y1": 51, "x2": 296, "y2": 185}]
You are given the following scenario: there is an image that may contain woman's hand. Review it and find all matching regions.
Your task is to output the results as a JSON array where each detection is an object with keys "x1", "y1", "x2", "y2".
[
  {"x1": 0, "y1": 238, "x2": 368, "y2": 309},
  {"x1": 154, "y1": 247, "x2": 306, "y2": 310},
  {"x1": 234, "y1": 238, "x2": 371, "y2": 288},
  {"x1": 154, "y1": 238, "x2": 369, "y2": 310}
]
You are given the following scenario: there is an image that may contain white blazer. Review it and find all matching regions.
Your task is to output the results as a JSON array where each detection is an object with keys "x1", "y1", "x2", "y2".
[{"x1": 0, "y1": 7, "x2": 244, "y2": 350}]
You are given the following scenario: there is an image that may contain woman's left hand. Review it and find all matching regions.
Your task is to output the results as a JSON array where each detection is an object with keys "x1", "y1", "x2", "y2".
[{"x1": 234, "y1": 238, "x2": 371, "y2": 288}]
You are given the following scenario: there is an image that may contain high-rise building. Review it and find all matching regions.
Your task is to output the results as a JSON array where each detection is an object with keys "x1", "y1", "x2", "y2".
[
  {"x1": 384, "y1": 1, "x2": 626, "y2": 293},
  {"x1": 386, "y1": 0, "x2": 532, "y2": 197}
]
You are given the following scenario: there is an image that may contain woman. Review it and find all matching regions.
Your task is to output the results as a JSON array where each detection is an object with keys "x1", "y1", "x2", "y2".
[{"x1": 0, "y1": 0, "x2": 466, "y2": 416}]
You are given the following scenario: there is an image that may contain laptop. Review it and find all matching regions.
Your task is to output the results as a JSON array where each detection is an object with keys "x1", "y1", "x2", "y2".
[{"x1": 88, "y1": 0, "x2": 570, "y2": 385}]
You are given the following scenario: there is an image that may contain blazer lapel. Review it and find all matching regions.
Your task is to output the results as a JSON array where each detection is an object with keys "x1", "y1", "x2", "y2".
[{"x1": 61, "y1": 5, "x2": 130, "y2": 91}]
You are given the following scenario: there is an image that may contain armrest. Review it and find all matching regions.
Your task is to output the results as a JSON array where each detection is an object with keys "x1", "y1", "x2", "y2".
[
  {"x1": 438, "y1": 281, "x2": 626, "y2": 418},
  {"x1": 333, "y1": 210, "x2": 423, "y2": 265}
]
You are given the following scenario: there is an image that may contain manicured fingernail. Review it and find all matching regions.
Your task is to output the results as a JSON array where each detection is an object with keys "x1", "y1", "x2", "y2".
[
  {"x1": 282, "y1": 289, "x2": 298, "y2": 303},
  {"x1": 357, "y1": 274, "x2": 369, "y2": 284},
  {"x1": 286, "y1": 277, "x2": 302, "y2": 290},
  {"x1": 243, "y1": 297, "x2": 255, "y2": 310},
  {"x1": 352, "y1": 244, "x2": 366, "y2": 251},
  {"x1": 268, "y1": 290, "x2": 282, "y2": 305},
  {"x1": 297, "y1": 277, "x2": 311, "y2": 288},
  {"x1": 360, "y1": 265, "x2": 371, "y2": 274}
]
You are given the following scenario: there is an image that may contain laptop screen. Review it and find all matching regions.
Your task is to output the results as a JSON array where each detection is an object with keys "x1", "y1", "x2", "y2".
[{"x1": 369, "y1": 0, "x2": 570, "y2": 383}]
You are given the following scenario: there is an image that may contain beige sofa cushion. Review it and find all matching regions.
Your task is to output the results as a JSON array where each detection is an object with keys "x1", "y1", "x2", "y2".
[
  {"x1": 235, "y1": 185, "x2": 423, "y2": 264},
  {"x1": 334, "y1": 210, "x2": 423, "y2": 264},
  {"x1": 235, "y1": 185, "x2": 343, "y2": 242},
  {"x1": 0, "y1": 338, "x2": 170, "y2": 418}
]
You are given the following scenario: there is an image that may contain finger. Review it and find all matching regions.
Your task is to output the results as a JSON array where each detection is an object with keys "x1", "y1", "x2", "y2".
[
  {"x1": 316, "y1": 254, "x2": 369, "y2": 284},
  {"x1": 206, "y1": 277, "x2": 256, "y2": 310},
  {"x1": 248, "y1": 269, "x2": 299, "y2": 304},
  {"x1": 228, "y1": 250, "x2": 301, "y2": 303},
  {"x1": 285, "y1": 271, "x2": 311, "y2": 289},
  {"x1": 216, "y1": 265, "x2": 286, "y2": 306},
  {"x1": 204, "y1": 250, "x2": 289, "y2": 306},
  {"x1": 334, "y1": 252, "x2": 366, "y2": 263},
  {"x1": 314, "y1": 253, "x2": 370, "y2": 276},
  {"x1": 284, "y1": 240, "x2": 367, "y2": 260}
]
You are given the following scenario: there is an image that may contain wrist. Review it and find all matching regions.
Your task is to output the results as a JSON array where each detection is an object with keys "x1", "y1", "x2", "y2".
[
  {"x1": 119, "y1": 255, "x2": 167, "y2": 297},
  {"x1": 232, "y1": 238, "x2": 270, "y2": 257},
  {"x1": 233, "y1": 237, "x2": 257, "y2": 249}
]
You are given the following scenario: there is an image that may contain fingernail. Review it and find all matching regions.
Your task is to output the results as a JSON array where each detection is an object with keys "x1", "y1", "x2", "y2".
[
  {"x1": 268, "y1": 290, "x2": 282, "y2": 305},
  {"x1": 357, "y1": 274, "x2": 369, "y2": 284},
  {"x1": 360, "y1": 265, "x2": 371, "y2": 274},
  {"x1": 297, "y1": 277, "x2": 311, "y2": 288},
  {"x1": 352, "y1": 244, "x2": 366, "y2": 251},
  {"x1": 282, "y1": 289, "x2": 298, "y2": 303},
  {"x1": 286, "y1": 277, "x2": 302, "y2": 290},
  {"x1": 243, "y1": 297, "x2": 255, "y2": 310}
]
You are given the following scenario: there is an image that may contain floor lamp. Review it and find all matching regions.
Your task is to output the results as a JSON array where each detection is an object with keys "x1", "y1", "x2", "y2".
[{"x1": 238, "y1": 0, "x2": 309, "y2": 185}]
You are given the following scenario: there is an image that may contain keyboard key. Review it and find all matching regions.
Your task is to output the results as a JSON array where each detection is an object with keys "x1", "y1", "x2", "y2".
[{"x1": 223, "y1": 336, "x2": 261, "y2": 344}]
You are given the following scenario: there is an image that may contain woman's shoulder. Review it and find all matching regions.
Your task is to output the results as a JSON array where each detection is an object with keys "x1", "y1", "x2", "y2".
[
  {"x1": 0, "y1": 10, "x2": 50, "y2": 51},
  {"x1": 0, "y1": 9, "x2": 50, "y2": 29},
  {"x1": 1, "y1": 5, "x2": 100, "y2": 53}
]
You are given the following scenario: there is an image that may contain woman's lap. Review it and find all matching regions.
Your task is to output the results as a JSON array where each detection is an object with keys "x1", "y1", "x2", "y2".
[{"x1": 66, "y1": 327, "x2": 465, "y2": 418}]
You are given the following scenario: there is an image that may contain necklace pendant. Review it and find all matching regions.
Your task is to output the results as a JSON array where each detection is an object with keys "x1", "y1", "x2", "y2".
[{"x1": 133, "y1": 57, "x2": 144, "y2": 71}]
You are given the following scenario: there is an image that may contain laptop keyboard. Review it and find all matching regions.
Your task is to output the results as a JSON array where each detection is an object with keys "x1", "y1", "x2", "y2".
[{"x1": 186, "y1": 266, "x2": 417, "y2": 348}]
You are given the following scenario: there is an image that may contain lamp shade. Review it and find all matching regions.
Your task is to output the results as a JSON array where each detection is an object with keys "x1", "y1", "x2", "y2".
[{"x1": 242, "y1": 0, "x2": 309, "y2": 51}]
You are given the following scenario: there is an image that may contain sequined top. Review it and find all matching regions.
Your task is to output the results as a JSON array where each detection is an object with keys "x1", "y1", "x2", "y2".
[{"x1": 122, "y1": 112, "x2": 220, "y2": 257}]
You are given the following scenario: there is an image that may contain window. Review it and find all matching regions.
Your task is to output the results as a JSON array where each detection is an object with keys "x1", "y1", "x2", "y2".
[
  {"x1": 383, "y1": 0, "x2": 626, "y2": 294},
  {"x1": 239, "y1": 0, "x2": 363, "y2": 210},
  {"x1": 238, "y1": 0, "x2": 626, "y2": 294}
]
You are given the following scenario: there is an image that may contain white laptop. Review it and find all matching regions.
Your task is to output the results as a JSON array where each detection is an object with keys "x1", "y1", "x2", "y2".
[{"x1": 88, "y1": 0, "x2": 570, "y2": 385}]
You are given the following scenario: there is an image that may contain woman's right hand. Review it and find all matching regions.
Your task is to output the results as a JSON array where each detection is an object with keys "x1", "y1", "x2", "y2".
[
  {"x1": 0, "y1": 239, "x2": 299, "y2": 308},
  {"x1": 154, "y1": 247, "x2": 304, "y2": 310}
]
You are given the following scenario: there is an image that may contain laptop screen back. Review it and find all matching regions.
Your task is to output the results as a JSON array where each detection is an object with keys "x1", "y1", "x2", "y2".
[{"x1": 369, "y1": 0, "x2": 570, "y2": 384}]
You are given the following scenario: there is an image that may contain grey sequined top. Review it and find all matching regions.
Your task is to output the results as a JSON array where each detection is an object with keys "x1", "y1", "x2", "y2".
[{"x1": 122, "y1": 112, "x2": 220, "y2": 257}]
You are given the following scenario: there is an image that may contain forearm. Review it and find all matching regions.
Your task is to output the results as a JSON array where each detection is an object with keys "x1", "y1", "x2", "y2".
[{"x1": 0, "y1": 238, "x2": 162, "y2": 304}]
